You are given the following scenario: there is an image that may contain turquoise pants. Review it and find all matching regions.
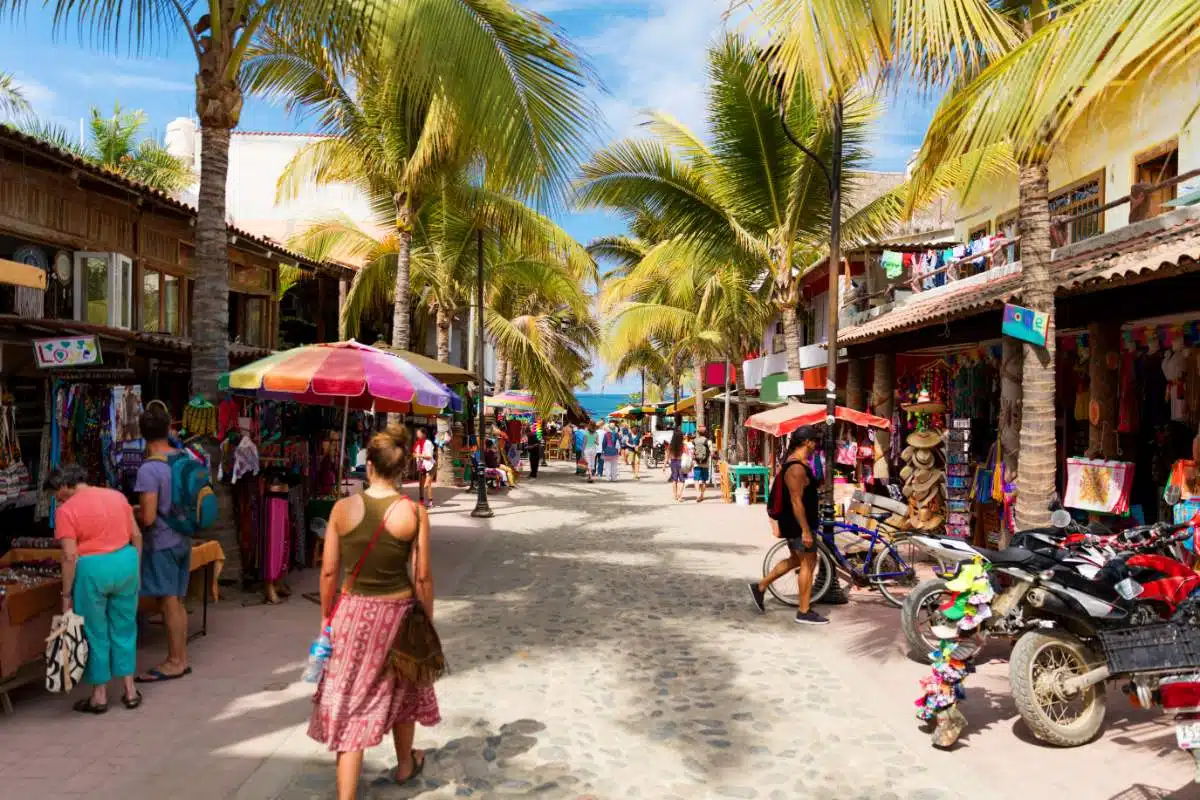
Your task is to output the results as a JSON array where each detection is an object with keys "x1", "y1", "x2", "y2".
[{"x1": 74, "y1": 546, "x2": 139, "y2": 685}]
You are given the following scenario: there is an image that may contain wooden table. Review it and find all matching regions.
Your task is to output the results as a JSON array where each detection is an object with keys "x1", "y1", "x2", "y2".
[{"x1": 728, "y1": 464, "x2": 771, "y2": 502}]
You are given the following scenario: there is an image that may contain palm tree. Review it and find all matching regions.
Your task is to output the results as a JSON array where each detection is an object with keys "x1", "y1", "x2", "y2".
[
  {"x1": 0, "y1": 72, "x2": 29, "y2": 119},
  {"x1": 578, "y1": 35, "x2": 913, "y2": 381},
  {"x1": 906, "y1": 0, "x2": 1200, "y2": 528},
  {"x1": 15, "y1": 104, "x2": 194, "y2": 193},
  {"x1": 14, "y1": 0, "x2": 597, "y2": 401}
]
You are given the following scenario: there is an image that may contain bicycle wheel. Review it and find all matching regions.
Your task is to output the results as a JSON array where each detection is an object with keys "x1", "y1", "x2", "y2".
[
  {"x1": 867, "y1": 546, "x2": 919, "y2": 608},
  {"x1": 762, "y1": 540, "x2": 834, "y2": 607},
  {"x1": 889, "y1": 534, "x2": 952, "y2": 581}
]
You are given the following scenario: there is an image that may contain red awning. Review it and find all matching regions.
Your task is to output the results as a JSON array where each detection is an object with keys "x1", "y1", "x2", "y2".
[{"x1": 745, "y1": 402, "x2": 891, "y2": 438}]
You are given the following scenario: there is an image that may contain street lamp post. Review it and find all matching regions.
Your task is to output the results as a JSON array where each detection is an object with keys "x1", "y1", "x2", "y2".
[
  {"x1": 779, "y1": 93, "x2": 843, "y2": 557},
  {"x1": 471, "y1": 227, "x2": 494, "y2": 518}
]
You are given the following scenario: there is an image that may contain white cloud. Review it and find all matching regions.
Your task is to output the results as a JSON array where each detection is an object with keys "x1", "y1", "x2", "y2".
[
  {"x1": 9, "y1": 74, "x2": 56, "y2": 111},
  {"x1": 74, "y1": 72, "x2": 192, "y2": 93},
  {"x1": 579, "y1": 0, "x2": 729, "y2": 141}
]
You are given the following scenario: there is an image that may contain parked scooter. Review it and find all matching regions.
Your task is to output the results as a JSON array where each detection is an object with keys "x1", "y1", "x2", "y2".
[
  {"x1": 900, "y1": 503, "x2": 1112, "y2": 660},
  {"x1": 1006, "y1": 509, "x2": 1200, "y2": 748}
]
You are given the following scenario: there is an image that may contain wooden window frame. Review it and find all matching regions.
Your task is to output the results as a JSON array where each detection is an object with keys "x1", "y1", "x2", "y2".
[
  {"x1": 1132, "y1": 138, "x2": 1180, "y2": 183},
  {"x1": 139, "y1": 265, "x2": 187, "y2": 336},
  {"x1": 995, "y1": 208, "x2": 1021, "y2": 262},
  {"x1": 1049, "y1": 168, "x2": 1106, "y2": 245},
  {"x1": 968, "y1": 221, "x2": 991, "y2": 241}
]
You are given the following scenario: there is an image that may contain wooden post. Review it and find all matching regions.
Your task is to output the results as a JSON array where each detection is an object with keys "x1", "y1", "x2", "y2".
[
  {"x1": 871, "y1": 353, "x2": 894, "y2": 423},
  {"x1": 1088, "y1": 321, "x2": 1120, "y2": 458},
  {"x1": 846, "y1": 358, "x2": 866, "y2": 411}
]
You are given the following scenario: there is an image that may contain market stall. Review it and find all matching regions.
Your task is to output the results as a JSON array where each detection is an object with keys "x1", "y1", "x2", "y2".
[
  {"x1": 742, "y1": 402, "x2": 891, "y2": 508},
  {"x1": 0, "y1": 541, "x2": 223, "y2": 712}
]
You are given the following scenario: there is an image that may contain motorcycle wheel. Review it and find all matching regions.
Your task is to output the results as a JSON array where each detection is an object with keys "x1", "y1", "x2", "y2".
[
  {"x1": 762, "y1": 539, "x2": 834, "y2": 608},
  {"x1": 1009, "y1": 630, "x2": 1107, "y2": 747},
  {"x1": 901, "y1": 578, "x2": 948, "y2": 663}
]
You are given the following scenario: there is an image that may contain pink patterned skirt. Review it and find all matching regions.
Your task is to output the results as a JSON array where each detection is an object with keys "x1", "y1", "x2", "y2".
[{"x1": 308, "y1": 594, "x2": 441, "y2": 752}]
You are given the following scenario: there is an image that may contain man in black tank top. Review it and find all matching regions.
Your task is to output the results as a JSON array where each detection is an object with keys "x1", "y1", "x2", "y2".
[{"x1": 748, "y1": 426, "x2": 829, "y2": 625}]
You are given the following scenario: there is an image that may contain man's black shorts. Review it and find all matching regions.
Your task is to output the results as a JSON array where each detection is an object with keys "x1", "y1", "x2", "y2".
[{"x1": 786, "y1": 536, "x2": 819, "y2": 554}]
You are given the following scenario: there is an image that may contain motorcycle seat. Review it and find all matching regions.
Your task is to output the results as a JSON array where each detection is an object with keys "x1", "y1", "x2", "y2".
[{"x1": 974, "y1": 546, "x2": 1036, "y2": 565}]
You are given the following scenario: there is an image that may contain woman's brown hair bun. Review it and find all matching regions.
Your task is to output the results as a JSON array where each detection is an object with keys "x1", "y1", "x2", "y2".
[{"x1": 367, "y1": 424, "x2": 411, "y2": 480}]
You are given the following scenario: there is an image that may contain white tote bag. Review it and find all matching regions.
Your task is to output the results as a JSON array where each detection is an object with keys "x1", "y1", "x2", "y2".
[{"x1": 45, "y1": 612, "x2": 89, "y2": 693}]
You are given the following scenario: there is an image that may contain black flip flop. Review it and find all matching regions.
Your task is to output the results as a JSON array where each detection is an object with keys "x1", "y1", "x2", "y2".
[
  {"x1": 122, "y1": 691, "x2": 143, "y2": 710},
  {"x1": 135, "y1": 666, "x2": 192, "y2": 683},
  {"x1": 73, "y1": 698, "x2": 107, "y2": 714},
  {"x1": 395, "y1": 752, "x2": 426, "y2": 785}
]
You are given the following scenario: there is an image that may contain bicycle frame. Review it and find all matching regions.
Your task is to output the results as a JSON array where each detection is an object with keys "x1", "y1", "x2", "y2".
[{"x1": 822, "y1": 520, "x2": 914, "y2": 582}]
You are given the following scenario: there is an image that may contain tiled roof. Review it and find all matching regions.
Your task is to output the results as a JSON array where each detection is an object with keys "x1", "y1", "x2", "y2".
[
  {"x1": 839, "y1": 268, "x2": 1022, "y2": 344},
  {"x1": 0, "y1": 125, "x2": 324, "y2": 270},
  {"x1": 1056, "y1": 219, "x2": 1200, "y2": 292},
  {"x1": 0, "y1": 315, "x2": 272, "y2": 361}
]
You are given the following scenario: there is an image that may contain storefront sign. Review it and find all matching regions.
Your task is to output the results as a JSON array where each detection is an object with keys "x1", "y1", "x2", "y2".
[
  {"x1": 33, "y1": 336, "x2": 103, "y2": 368},
  {"x1": 1002, "y1": 303, "x2": 1049, "y2": 347}
]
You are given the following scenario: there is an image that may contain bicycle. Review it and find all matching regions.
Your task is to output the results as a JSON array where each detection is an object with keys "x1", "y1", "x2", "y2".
[{"x1": 760, "y1": 518, "x2": 948, "y2": 609}]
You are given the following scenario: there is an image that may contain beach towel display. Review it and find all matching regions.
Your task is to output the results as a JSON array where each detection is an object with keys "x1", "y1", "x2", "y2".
[{"x1": 1063, "y1": 458, "x2": 1134, "y2": 515}]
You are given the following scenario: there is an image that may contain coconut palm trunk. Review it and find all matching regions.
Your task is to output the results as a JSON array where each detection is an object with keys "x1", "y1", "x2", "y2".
[
  {"x1": 1014, "y1": 162, "x2": 1055, "y2": 529},
  {"x1": 393, "y1": 197, "x2": 413, "y2": 350},
  {"x1": 780, "y1": 305, "x2": 804, "y2": 380},
  {"x1": 433, "y1": 304, "x2": 456, "y2": 487},
  {"x1": 191, "y1": 124, "x2": 234, "y2": 401}
]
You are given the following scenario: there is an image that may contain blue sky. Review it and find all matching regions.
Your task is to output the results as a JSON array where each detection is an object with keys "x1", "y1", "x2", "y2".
[{"x1": 0, "y1": 0, "x2": 938, "y2": 394}]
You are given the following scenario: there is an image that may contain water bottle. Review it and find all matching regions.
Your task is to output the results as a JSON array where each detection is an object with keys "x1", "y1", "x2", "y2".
[{"x1": 302, "y1": 630, "x2": 332, "y2": 683}]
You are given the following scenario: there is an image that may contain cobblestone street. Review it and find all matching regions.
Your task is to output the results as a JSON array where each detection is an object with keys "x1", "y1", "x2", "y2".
[{"x1": 3, "y1": 464, "x2": 1197, "y2": 799}]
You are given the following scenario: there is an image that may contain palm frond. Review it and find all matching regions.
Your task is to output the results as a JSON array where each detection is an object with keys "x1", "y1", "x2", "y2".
[
  {"x1": 913, "y1": 0, "x2": 1200, "y2": 171},
  {"x1": 7, "y1": 115, "x2": 88, "y2": 157},
  {"x1": 125, "y1": 139, "x2": 195, "y2": 192},
  {"x1": 0, "y1": 72, "x2": 31, "y2": 118}
]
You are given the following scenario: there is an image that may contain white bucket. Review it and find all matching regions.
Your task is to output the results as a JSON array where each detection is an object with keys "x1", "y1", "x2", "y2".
[{"x1": 734, "y1": 486, "x2": 750, "y2": 506}]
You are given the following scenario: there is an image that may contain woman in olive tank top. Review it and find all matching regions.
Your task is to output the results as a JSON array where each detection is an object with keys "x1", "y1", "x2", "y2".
[{"x1": 309, "y1": 425, "x2": 440, "y2": 798}]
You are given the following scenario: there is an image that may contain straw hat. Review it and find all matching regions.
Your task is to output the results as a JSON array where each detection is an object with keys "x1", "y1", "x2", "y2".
[
  {"x1": 912, "y1": 448, "x2": 938, "y2": 468},
  {"x1": 907, "y1": 430, "x2": 943, "y2": 449}
]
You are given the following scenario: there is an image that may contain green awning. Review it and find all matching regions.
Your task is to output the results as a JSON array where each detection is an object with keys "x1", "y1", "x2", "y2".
[{"x1": 759, "y1": 372, "x2": 789, "y2": 403}]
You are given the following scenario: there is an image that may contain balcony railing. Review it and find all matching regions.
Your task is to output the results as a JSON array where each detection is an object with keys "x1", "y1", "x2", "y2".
[{"x1": 1051, "y1": 167, "x2": 1200, "y2": 247}]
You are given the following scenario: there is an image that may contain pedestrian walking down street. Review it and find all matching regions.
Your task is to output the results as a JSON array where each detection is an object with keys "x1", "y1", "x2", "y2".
[
  {"x1": 310, "y1": 425, "x2": 440, "y2": 800},
  {"x1": 572, "y1": 424, "x2": 586, "y2": 475},
  {"x1": 583, "y1": 423, "x2": 600, "y2": 483},
  {"x1": 692, "y1": 426, "x2": 712, "y2": 503},
  {"x1": 602, "y1": 423, "x2": 621, "y2": 482},
  {"x1": 48, "y1": 465, "x2": 143, "y2": 713},
  {"x1": 526, "y1": 426, "x2": 542, "y2": 479},
  {"x1": 413, "y1": 427, "x2": 435, "y2": 508},
  {"x1": 665, "y1": 429, "x2": 686, "y2": 503},
  {"x1": 749, "y1": 426, "x2": 829, "y2": 625},
  {"x1": 624, "y1": 424, "x2": 641, "y2": 480}
]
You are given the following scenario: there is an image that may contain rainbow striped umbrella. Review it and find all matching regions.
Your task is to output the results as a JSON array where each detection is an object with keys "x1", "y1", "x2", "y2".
[
  {"x1": 486, "y1": 390, "x2": 565, "y2": 415},
  {"x1": 224, "y1": 340, "x2": 452, "y2": 415}
]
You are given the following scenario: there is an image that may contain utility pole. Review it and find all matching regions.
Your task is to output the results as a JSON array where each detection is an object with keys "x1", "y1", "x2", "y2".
[
  {"x1": 471, "y1": 228, "x2": 493, "y2": 518},
  {"x1": 779, "y1": 90, "x2": 843, "y2": 551}
]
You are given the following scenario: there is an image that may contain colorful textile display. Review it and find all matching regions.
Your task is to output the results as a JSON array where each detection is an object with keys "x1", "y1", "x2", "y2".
[
  {"x1": 915, "y1": 562, "x2": 993, "y2": 747},
  {"x1": 1063, "y1": 458, "x2": 1134, "y2": 515},
  {"x1": 881, "y1": 250, "x2": 904, "y2": 279},
  {"x1": 183, "y1": 396, "x2": 218, "y2": 438}
]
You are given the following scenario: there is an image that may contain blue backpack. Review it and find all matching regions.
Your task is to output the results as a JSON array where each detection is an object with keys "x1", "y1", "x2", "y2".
[{"x1": 150, "y1": 451, "x2": 218, "y2": 535}]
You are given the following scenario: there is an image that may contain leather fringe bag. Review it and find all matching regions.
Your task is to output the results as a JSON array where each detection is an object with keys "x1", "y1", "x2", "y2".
[
  {"x1": 388, "y1": 603, "x2": 447, "y2": 686},
  {"x1": 388, "y1": 518, "x2": 447, "y2": 687}
]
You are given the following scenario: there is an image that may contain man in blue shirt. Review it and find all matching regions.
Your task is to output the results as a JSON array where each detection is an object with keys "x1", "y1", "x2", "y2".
[{"x1": 573, "y1": 425, "x2": 586, "y2": 476}]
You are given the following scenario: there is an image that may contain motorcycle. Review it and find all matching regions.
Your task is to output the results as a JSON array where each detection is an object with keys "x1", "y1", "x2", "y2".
[
  {"x1": 1006, "y1": 510, "x2": 1200, "y2": 749},
  {"x1": 900, "y1": 504, "x2": 1115, "y2": 661}
]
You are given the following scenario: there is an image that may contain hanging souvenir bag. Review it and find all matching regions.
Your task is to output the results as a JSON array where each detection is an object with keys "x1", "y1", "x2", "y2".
[
  {"x1": 835, "y1": 430, "x2": 858, "y2": 466},
  {"x1": 973, "y1": 442, "x2": 998, "y2": 504},
  {"x1": 45, "y1": 611, "x2": 88, "y2": 693}
]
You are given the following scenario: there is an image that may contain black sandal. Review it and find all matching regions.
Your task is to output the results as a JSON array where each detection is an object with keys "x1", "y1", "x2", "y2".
[
  {"x1": 395, "y1": 751, "x2": 426, "y2": 785},
  {"x1": 73, "y1": 698, "x2": 107, "y2": 714},
  {"x1": 122, "y1": 691, "x2": 143, "y2": 710}
]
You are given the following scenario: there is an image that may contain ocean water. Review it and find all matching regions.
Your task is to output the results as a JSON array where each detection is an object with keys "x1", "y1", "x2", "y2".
[{"x1": 575, "y1": 393, "x2": 634, "y2": 420}]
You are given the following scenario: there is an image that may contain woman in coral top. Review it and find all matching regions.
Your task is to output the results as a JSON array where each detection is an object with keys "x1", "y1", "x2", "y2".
[{"x1": 48, "y1": 464, "x2": 143, "y2": 713}]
